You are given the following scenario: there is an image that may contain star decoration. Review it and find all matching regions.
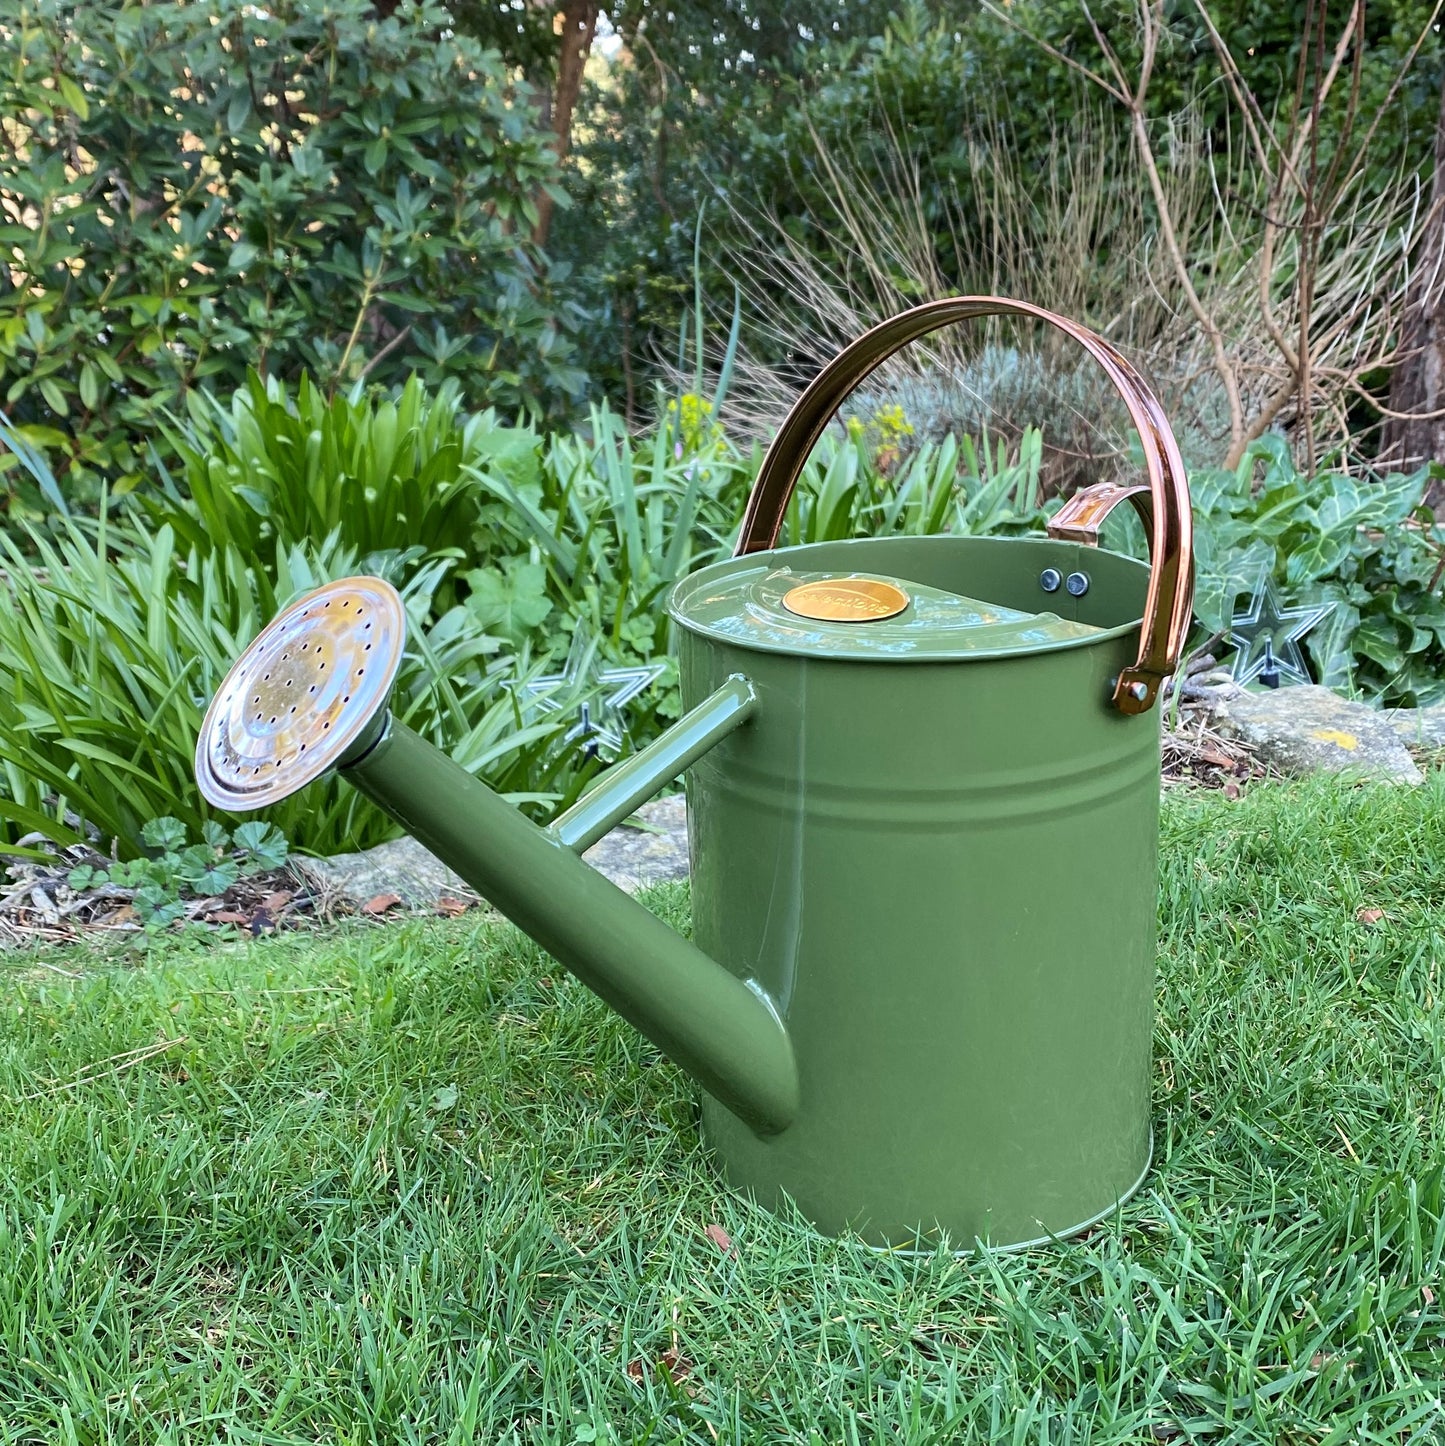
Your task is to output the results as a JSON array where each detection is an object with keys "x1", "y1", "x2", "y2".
[
  {"x1": 513, "y1": 630, "x2": 666, "y2": 758},
  {"x1": 1226, "y1": 571, "x2": 1334, "y2": 689}
]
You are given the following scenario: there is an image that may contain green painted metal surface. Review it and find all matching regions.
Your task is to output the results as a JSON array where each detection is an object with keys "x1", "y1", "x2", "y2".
[
  {"x1": 345, "y1": 719, "x2": 799, "y2": 1136},
  {"x1": 669, "y1": 534, "x2": 1161, "y2": 1248},
  {"x1": 199, "y1": 533, "x2": 1166, "y2": 1249},
  {"x1": 328, "y1": 530, "x2": 1163, "y2": 1247},
  {"x1": 548, "y1": 676, "x2": 756, "y2": 853},
  {"x1": 673, "y1": 565, "x2": 1104, "y2": 659}
]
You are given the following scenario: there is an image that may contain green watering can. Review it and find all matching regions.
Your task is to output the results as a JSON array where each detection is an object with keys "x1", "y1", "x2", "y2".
[{"x1": 196, "y1": 297, "x2": 1194, "y2": 1249}]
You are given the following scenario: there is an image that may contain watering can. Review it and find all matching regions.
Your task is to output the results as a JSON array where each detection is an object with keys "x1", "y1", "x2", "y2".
[{"x1": 196, "y1": 297, "x2": 1193, "y2": 1249}]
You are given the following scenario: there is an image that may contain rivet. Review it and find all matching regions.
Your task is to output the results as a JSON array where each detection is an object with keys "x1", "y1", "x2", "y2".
[
  {"x1": 1128, "y1": 681, "x2": 1149, "y2": 702},
  {"x1": 1039, "y1": 568, "x2": 1062, "y2": 593},
  {"x1": 1065, "y1": 571, "x2": 1090, "y2": 597}
]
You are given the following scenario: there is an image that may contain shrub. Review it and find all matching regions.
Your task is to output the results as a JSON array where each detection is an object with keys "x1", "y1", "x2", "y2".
[
  {"x1": 154, "y1": 372, "x2": 497, "y2": 564},
  {"x1": 22, "y1": 356, "x2": 1440, "y2": 859},
  {"x1": 0, "y1": 0, "x2": 583, "y2": 509},
  {"x1": 2, "y1": 367, "x2": 1066, "y2": 855}
]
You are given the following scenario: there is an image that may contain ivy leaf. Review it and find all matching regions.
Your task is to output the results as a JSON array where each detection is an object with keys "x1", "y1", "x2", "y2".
[{"x1": 1285, "y1": 527, "x2": 1353, "y2": 587}]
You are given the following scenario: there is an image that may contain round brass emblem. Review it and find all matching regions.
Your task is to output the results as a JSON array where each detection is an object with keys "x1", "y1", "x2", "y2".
[{"x1": 781, "y1": 577, "x2": 910, "y2": 623}]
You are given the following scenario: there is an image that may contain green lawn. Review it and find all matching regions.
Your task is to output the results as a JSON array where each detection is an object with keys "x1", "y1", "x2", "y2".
[{"x1": 2, "y1": 777, "x2": 1444, "y2": 1444}]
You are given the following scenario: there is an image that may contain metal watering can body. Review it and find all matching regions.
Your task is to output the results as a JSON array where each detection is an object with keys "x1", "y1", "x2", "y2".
[{"x1": 196, "y1": 298, "x2": 1194, "y2": 1250}]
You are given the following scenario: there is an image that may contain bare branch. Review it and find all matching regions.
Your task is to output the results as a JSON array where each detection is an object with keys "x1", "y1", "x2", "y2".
[{"x1": 977, "y1": 2, "x2": 1129, "y2": 105}]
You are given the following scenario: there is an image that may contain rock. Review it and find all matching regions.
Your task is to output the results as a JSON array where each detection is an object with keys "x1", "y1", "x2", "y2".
[
  {"x1": 296, "y1": 794, "x2": 691, "y2": 912},
  {"x1": 1384, "y1": 704, "x2": 1445, "y2": 751},
  {"x1": 581, "y1": 792, "x2": 690, "y2": 894},
  {"x1": 1207, "y1": 684, "x2": 1423, "y2": 784},
  {"x1": 295, "y1": 836, "x2": 478, "y2": 912}
]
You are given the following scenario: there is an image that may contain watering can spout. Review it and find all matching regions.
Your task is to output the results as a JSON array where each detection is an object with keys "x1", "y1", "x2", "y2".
[{"x1": 194, "y1": 578, "x2": 798, "y2": 1135}]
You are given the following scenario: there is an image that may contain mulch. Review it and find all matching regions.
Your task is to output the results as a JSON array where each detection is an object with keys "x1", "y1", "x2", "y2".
[
  {"x1": 0, "y1": 838, "x2": 315, "y2": 952},
  {"x1": 1161, "y1": 711, "x2": 1263, "y2": 797}
]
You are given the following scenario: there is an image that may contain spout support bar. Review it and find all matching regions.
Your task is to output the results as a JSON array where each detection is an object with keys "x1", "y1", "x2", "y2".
[
  {"x1": 549, "y1": 675, "x2": 756, "y2": 854},
  {"x1": 344, "y1": 719, "x2": 798, "y2": 1135}
]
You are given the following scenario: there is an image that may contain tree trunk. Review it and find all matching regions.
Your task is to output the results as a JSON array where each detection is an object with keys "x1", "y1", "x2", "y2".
[
  {"x1": 532, "y1": 0, "x2": 598, "y2": 249},
  {"x1": 1383, "y1": 78, "x2": 1445, "y2": 485}
]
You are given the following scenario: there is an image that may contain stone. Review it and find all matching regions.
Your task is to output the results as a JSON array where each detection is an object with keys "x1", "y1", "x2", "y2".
[
  {"x1": 1206, "y1": 684, "x2": 1423, "y2": 784},
  {"x1": 580, "y1": 792, "x2": 690, "y2": 894},
  {"x1": 1384, "y1": 704, "x2": 1445, "y2": 751},
  {"x1": 296, "y1": 793, "x2": 691, "y2": 912},
  {"x1": 294, "y1": 836, "x2": 477, "y2": 912}
]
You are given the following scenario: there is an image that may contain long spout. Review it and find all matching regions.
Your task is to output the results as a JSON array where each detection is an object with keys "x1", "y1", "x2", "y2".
[
  {"x1": 345, "y1": 718, "x2": 797, "y2": 1131},
  {"x1": 194, "y1": 577, "x2": 797, "y2": 1135}
]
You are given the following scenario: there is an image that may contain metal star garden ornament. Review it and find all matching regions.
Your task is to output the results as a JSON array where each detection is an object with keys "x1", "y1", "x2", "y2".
[
  {"x1": 1227, "y1": 571, "x2": 1334, "y2": 688},
  {"x1": 513, "y1": 630, "x2": 666, "y2": 758}
]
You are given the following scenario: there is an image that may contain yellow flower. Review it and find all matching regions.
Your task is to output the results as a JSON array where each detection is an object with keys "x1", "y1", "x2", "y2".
[
  {"x1": 871, "y1": 404, "x2": 914, "y2": 444},
  {"x1": 671, "y1": 392, "x2": 716, "y2": 452}
]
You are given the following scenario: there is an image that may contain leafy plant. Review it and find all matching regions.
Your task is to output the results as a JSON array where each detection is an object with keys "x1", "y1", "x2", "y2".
[
  {"x1": 0, "y1": 514, "x2": 588, "y2": 857},
  {"x1": 1191, "y1": 438, "x2": 1445, "y2": 704},
  {"x1": 152, "y1": 372, "x2": 497, "y2": 564},
  {"x1": 0, "y1": 0, "x2": 582, "y2": 507},
  {"x1": 68, "y1": 816, "x2": 289, "y2": 930}
]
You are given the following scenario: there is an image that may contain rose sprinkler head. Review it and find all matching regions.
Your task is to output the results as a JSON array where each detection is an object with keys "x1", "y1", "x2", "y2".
[{"x1": 195, "y1": 577, "x2": 407, "y2": 810}]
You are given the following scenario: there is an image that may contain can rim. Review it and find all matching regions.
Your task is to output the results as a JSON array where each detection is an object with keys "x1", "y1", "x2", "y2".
[{"x1": 668, "y1": 535, "x2": 1147, "y2": 663}]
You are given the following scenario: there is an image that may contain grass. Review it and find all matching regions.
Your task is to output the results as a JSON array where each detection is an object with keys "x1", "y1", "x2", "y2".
[{"x1": 1, "y1": 776, "x2": 1444, "y2": 1443}]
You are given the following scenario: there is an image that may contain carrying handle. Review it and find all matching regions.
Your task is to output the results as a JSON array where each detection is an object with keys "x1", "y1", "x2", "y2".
[{"x1": 733, "y1": 297, "x2": 1194, "y2": 715}]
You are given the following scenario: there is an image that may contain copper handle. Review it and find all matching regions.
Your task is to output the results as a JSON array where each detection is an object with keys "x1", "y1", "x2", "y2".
[{"x1": 733, "y1": 296, "x2": 1194, "y2": 715}]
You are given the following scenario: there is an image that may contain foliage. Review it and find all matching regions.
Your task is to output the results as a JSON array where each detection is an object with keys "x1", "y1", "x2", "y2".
[
  {"x1": 3, "y1": 777, "x2": 1445, "y2": 1435},
  {"x1": 67, "y1": 816, "x2": 289, "y2": 931},
  {"x1": 0, "y1": 0, "x2": 582, "y2": 508},
  {"x1": 459, "y1": 404, "x2": 1051, "y2": 721},
  {"x1": 9, "y1": 340, "x2": 1445, "y2": 859},
  {"x1": 1, "y1": 366, "x2": 1067, "y2": 857},
  {"x1": 549, "y1": 0, "x2": 922, "y2": 414},
  {"x1": 154, "y1": 372, "x2": 495, "y2": 565},
  {"x1": 1192, "y1": 440, "x2": 1445, "y2": 704},
  {"x1": 0, "y1": 515, "x2": 588, "y2": 858},
  {"x1": 555, "y1": 0, "x2": 1442, "y2": 434}
]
